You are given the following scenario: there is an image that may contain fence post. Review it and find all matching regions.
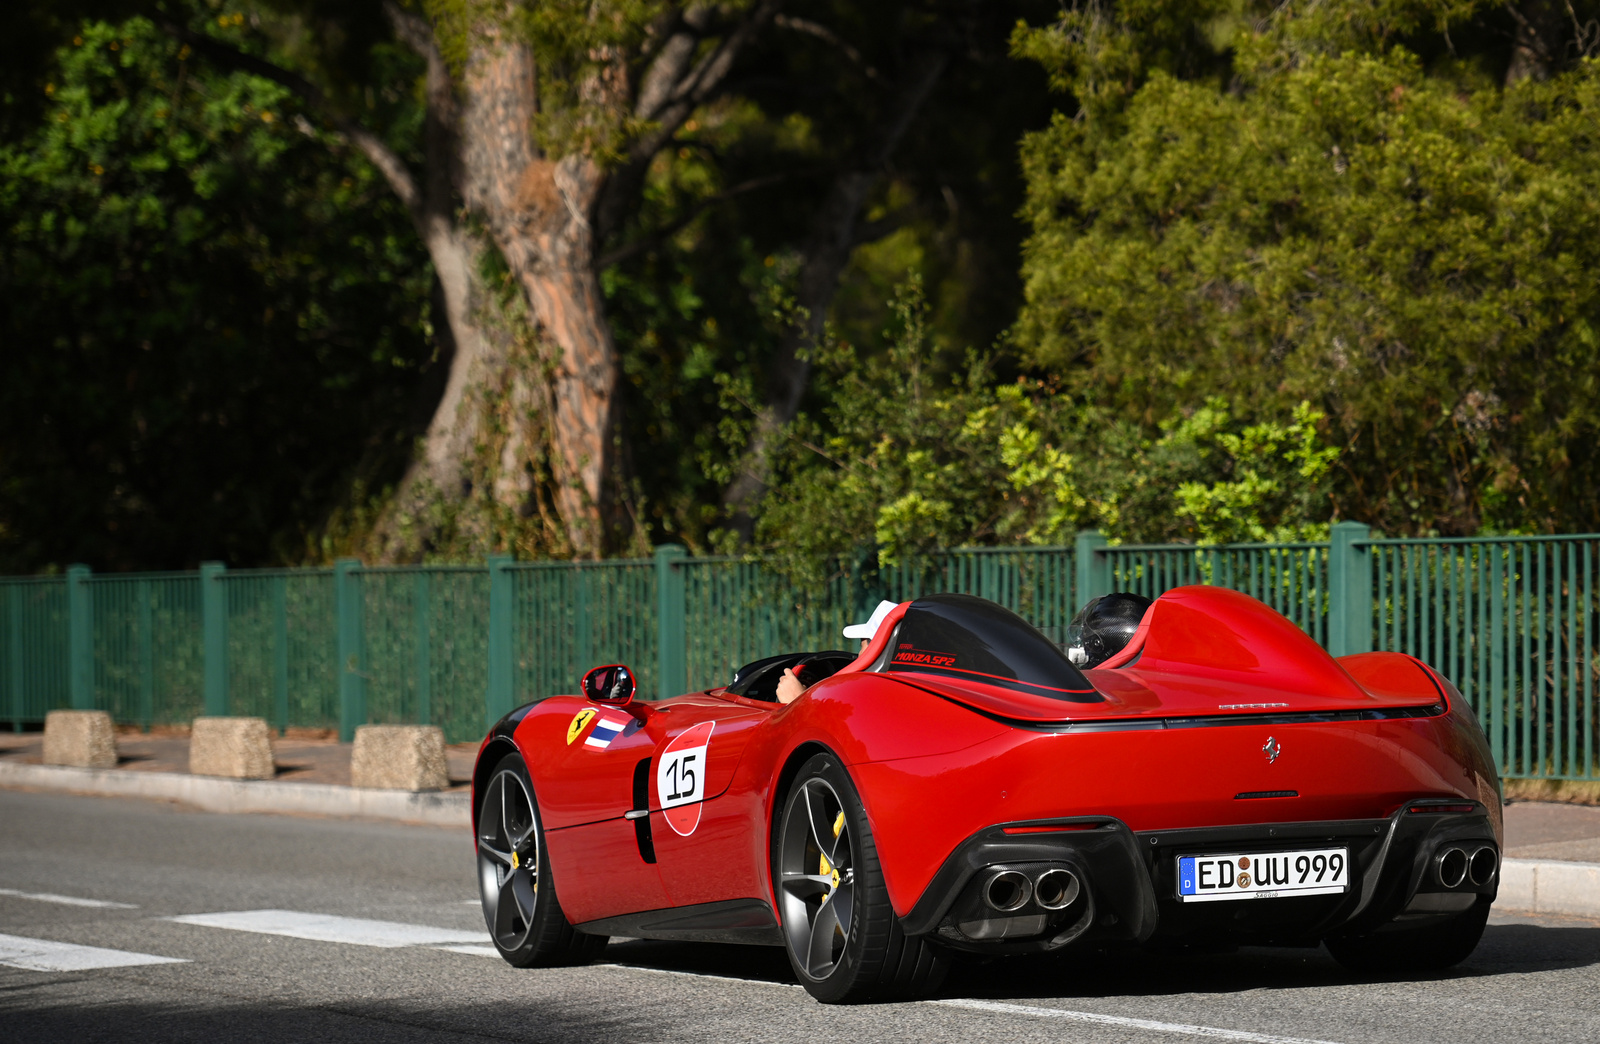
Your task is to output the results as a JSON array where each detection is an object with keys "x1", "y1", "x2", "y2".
[
  {"x1": 413, "y1": 571, "x2": 431, "y2": 727},
  {"x1": 335, "y1": 558, "x2": 364, "y2": 742},
  {"x1": 67, "y1": 564, "x2": 93, "y2": 710},
  {"x1": 656, "y1": 545, "x2": 688, "y2": 699},
  {"x1": 1074, "y1": 531, "x2": 1110, "y2": 607},
  {"x1": 7, "y1": 585, "x2": 23, "y2": 730},
  {"x1": 137, "y1": 579, "x2": 154, "y2": 731},
  {"x1": 1326, "y1": 522, "x2": 1373, "y2": 658},
  {"x1": 200, "y1": 561, "x2": 227, "y2": 716},
  {"x1": 272, "y1": 575, "x2": 289, "y2": 735},
  {"x1": 486, "y1": 553, "x2": 513, "y2": 730}
]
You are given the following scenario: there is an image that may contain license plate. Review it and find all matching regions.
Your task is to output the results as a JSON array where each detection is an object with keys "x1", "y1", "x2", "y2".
[{"x1": 1177, "y1": 848, "x2": 1349, "y2": 903}]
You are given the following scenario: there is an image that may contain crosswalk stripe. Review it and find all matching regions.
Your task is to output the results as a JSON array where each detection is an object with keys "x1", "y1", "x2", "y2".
[
  {"x1": 0, "y1": 888, "x2": 137, "y2": 909},
  {"x1": 165, "y1": 910, "x2": 490, "y2": 949},
  {"x1": 435, "y1": 944, "x2": 500, "y2": 957},
  {"x1": 0, "y1": 932, "x2": 187, "y2": 972}
]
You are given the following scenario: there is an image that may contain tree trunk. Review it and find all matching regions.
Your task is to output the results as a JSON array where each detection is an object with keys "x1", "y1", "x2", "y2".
[
  {"x1": 173, "y1": 5, "x2": 776, "y2": 559},
  {"x1": 1506, "y1": 0, "x2": 1568, "y2": 84},
  {"x1": 455, "y1": 39, "x2": 620, "y2": 557}
]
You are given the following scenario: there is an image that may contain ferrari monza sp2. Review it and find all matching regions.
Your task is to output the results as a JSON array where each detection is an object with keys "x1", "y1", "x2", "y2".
[{"x1": 470, "y1": 587, "x2": 1501, "y2": 1002}]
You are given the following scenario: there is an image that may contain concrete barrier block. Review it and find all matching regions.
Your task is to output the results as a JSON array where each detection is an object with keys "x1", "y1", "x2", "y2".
[
  {"x1": 350, "y1": 725, "x2": 449, "y2": 791},
  {"x1": 1532, "y1": 861, "x2": 1600, "y2": 917},
  {"x1": 189, "y1": 717, "x2": 275, "y2": 780},
  {"x1": 42, "y1": 710, "x2": 118, "y2": 769},
  {"x1": 1498, "y1": 859, "x2": 1536, "y2": 912}
]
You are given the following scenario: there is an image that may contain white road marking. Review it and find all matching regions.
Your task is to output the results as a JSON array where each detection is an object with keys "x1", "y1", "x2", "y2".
[
  {"x1": 435, "y1": 944, "x2": 500, "y2": 957},
  {"x1": 598, "y1": 962, "x2": 1345, "y2": 1042},
  {"x1": 0, "y1": 932, "x2": 187, "y2": 972},
  {"x1": 0, "y1": 888, "x2": 136, "y2": 909},
  {"x1": 165, "y1": 910, "x2": 490, "y2": 949},
  {"x1": 932, "y1": 998, "x2": 1344, "y2": 1044}
]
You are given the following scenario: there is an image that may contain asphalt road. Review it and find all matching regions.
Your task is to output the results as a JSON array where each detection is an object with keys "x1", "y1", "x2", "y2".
[{"x1": 2, "y1": 789, "x2": 1598, "y2": 1044}]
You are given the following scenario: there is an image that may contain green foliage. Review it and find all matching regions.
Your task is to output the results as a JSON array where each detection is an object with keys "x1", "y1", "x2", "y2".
[
  {"x1": 748, "y1": 278, "x2": 1342, "y2": 573},
  {"x1": 1015, "y1": 1, "x2": 1600, "y2": 536},
  {"x1": 1129, "y1": 400, "x2": 1337, "y2": 544},
  {"x1": 752, "y1": 278, "x2": 1085, "y2": 572},
  {"x1": 0, "y1": 17, "x2": 434, "y2": 570},
  {"x1": 602, "y1": 5, "x2": 1058, "y2": 550}
]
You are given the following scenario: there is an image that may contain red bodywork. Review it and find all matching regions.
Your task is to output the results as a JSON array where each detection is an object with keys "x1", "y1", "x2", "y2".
[{"x1": 473, "y1": 586, "x2": 1501, "y2": 940}]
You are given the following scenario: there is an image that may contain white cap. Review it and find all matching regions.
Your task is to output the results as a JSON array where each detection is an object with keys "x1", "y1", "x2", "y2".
[{"x1": 843, "y1": 600, "x2": 900, "y2": 641}]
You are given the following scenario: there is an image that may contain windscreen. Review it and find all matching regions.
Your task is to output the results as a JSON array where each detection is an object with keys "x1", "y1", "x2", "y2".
[{"x1": 878, "y1": 594, "x2": 1101, "y2": 702}]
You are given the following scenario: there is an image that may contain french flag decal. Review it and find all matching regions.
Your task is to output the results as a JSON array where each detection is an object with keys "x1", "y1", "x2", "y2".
[{"x1": 583, "y1": 712, "x2": 636, "y2": 750}]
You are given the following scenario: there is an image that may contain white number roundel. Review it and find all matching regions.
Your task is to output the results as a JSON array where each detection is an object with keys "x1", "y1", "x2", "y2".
[{"x1": 655, "y1": 721, "x2": 714, "y2": 836}]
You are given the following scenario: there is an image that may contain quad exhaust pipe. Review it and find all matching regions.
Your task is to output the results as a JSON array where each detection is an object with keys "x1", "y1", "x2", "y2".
[
  {"x1": 981, "y1": 866, "x2": 1081, "y2": 913},
  {"x1": 1468, "y1": 846, "x2": 1498, "y2": 887},
  {"x1": 1033, "y1": 868, "x2": 1082, "y2": 910},
  {"x1": 1434, "y1": 845, "x2": 1498, "y2": 889},
  {"x1": 982, "y1": 870, "x2": 1032, "y2": 912}
]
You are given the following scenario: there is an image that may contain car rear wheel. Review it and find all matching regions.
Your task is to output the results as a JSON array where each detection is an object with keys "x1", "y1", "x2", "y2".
[
  {"x1": 477, "y1": 752, "x2": 608, "y2": 967},
  {"x1": 1324, "y1": 896, "x2": 1490, "y2": 975},
  {"x1": 775, "y1": 752, "x2": 948, "y2": 1002}
]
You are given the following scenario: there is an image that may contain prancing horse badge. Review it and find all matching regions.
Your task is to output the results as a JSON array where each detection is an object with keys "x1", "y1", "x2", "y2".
[{"x1": 1263, "y1": 736, "x2": 1282, "y2": 764}]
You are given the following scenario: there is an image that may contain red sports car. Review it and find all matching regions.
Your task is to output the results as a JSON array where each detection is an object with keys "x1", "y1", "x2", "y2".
[{"x1": 471, "y1": 587, "x2": 1502, "y2": 1002}]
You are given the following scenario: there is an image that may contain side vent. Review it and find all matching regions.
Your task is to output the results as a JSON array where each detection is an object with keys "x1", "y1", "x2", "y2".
[{"x1": 631, "y1": 758, "x2": 656, "y2": 864}]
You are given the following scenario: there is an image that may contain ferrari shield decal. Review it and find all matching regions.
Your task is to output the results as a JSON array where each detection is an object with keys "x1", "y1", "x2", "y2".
[
  {"x1": 583, "y1": 711, "x2": 638, "y2": 750},
  {"x1": 655, "y1": 721, "x2": 715, "y2": 836},
  {"x1": 565, "y1": 708, "x2": 597, "y2": 745}
]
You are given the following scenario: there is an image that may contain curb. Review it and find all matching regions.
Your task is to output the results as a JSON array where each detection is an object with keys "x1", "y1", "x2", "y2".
[
  {"x1": 1497, "y1": 858, "x2": 1600, "y2": 919},
  {"x1": 0, "y1": 761, "x2": 470, "y2": 829}
]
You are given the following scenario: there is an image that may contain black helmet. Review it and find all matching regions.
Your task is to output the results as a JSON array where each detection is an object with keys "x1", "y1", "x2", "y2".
[{"x1": 1065, "y1": 592, "x2": 1153, "y2": 668}]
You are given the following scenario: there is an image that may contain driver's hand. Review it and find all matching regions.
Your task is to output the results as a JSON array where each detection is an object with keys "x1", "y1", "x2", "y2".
[{"x1": 776, "y1": 668, "x2": 804, "y2": 704}]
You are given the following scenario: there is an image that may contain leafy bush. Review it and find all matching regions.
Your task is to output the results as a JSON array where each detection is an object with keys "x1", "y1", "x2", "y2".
[
  {"x1": 749, "y1": 278, "x2": 1341, "y2": 574},
  {"x1": 1014, "y1": 3, "x2": 1600, "y2": 536}
]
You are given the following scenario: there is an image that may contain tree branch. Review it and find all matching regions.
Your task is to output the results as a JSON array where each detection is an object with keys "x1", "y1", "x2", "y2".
[
  {"x1": 383, "y1": 1, "x2": 433, "y2": 57},
  {"x1": 382, "y1": 2, "x2": 457, "y2": 223},
  {"x1": 629, "y1": 0, "x2": 782, "y2": 162},
  {"x1": 774, "y1": 14, "x2": 881, "y2": 80},
  {"x1": 597, "y1": 1, "x2": 780, "y2": 245},
  {"x1": 635, "y1": 4, "x2": 714, "y2": 120},
  {"x1": 160, "y1": 22, "x2": 424, "y2": 219}
]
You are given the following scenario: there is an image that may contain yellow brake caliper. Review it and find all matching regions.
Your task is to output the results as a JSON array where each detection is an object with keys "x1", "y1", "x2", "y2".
[{"x1": 819, "y1": 811, "x2": 845, "y2": 903}]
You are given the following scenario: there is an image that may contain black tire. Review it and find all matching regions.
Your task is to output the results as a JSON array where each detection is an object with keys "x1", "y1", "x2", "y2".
[
  {"x1": 476, "y1": 752, "x2": 608, "y2": 967},
  {"x1": 1325, "y1": 897, "x2": 1490, "y2": 975},
  {"x1": 774, "y1": 752, "x2": 949, "y2": 1003}
]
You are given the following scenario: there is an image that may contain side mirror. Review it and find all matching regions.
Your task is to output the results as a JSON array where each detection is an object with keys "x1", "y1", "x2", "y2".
[{"x1": 582, "y1": 664, "x2": 637, "y2": 706}]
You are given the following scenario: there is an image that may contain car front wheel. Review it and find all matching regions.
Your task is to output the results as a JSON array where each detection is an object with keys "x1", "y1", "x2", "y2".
[{"x1": 477, "y1": 752, "x2": 607, "y2": 967}]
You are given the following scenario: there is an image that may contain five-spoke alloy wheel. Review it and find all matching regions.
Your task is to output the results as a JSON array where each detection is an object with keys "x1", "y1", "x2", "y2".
[
  {"x1": 778, "y1": 774, "x2": 857, "y2": 980},
  {"x1": 476, "y1": 752, "x2": 606, "y2": 967},
  {"x1": 776, "y1": 753, "x2": 947, "y2": 1002}
]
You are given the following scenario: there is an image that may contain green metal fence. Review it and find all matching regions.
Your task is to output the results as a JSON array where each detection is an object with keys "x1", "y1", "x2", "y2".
[
  {"x1": 1366, "y1": 535, "x2": 1600, "y2": 781},
  {"x1": 2, "y1": 528, "x2": 1597, "y2": 777}
]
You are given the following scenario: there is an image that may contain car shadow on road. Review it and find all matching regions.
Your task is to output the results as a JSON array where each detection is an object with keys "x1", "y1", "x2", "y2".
[
  {"x1": 603, "y1": 938, "x2": 798, "y2": 987},
  {"x1": 948, "y1": 922, "x2": 1600, "y2": 1001},
  {"x1": 600, "y1": 920, "x2": 1600, "y2": 1002}
]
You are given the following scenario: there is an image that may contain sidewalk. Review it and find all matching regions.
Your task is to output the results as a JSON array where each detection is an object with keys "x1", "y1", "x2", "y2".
[
  {"x1": 1, "y1": 727, "x2": 1597, "y2": 917},
  {"x1": 0, "y1": 727, "x2": 476, "y2": 828},
  {"x1": 0, "y1": 727, "x2": 479, "y2": 788}
]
